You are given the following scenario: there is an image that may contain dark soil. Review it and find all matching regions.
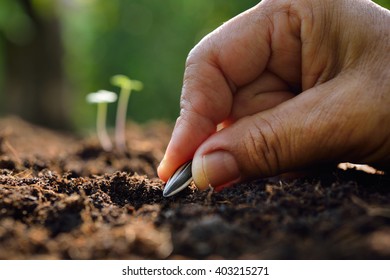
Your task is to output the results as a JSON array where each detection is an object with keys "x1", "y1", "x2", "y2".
[{"x1": 0, "y1": 116, "x2": 389, "y2": 259}]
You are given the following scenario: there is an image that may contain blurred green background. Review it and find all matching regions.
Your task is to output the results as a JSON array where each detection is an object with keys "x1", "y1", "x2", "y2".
[{"x1": 0, "y1": 0, "x2": 389, "y2": 131}]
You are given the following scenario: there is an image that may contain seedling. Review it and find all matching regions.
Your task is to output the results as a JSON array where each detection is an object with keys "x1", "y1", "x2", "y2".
[
  {"x1": 111, "y1": 75, "x2": 143, "y2": 152},
  {"x1": 86, "y1": 90, "x2": 117, "y2": 151}
]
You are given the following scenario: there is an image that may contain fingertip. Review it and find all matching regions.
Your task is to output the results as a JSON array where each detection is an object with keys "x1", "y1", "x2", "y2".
[
  {"x1": 159, "y1": 113, "x2": 216, "y2": 184},
  {"x1": 157, "y1": 156, "x2": 180, "y2": 182},
  {"x1": 156, "y1": 158, "x2": 166, "y2": 181}
]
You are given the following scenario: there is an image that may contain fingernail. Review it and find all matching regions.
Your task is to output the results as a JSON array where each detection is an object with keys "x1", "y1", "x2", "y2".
[{"x1": 192, "y1": 150, "x2": 240, "y2": 190}]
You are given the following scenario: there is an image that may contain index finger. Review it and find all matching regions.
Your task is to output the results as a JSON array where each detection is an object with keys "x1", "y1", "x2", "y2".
[{"x1": 157, "y1": 3, "x2": 272, "y2": 181}]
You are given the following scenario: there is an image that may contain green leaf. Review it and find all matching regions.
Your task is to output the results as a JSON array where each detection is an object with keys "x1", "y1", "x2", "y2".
[
  {"x1": 131, "y1": 80, "x2": 144, "y2": 91},
  {"x1": 111, "y1": 74, "x2": 131, "y2": 90},
  {"x1": 111, "y1": 74, "x2": 143, "y2": 91}
]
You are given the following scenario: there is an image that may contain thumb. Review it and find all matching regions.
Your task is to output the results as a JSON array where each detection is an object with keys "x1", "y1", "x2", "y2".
[{"x1": 192, "y1": 81, "x2": 364, "y2": 191}]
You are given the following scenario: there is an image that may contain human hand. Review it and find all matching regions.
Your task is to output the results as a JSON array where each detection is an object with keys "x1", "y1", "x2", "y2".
[{"x1": 158, "y1": 0, "x2": 390, "y2": 191}]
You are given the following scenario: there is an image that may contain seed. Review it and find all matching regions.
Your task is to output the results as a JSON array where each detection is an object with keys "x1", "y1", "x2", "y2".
[{"x1": 163, "y1": 161, "x2": 193, "y2": 197}]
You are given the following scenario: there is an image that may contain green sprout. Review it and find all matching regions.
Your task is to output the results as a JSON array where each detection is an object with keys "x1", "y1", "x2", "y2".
[
  {"x1": 86, "y1": 90, "x2": 117, "y2": 151},
  {"x1": 111, "y1": 74, "x2": 143, "y2": 152}
]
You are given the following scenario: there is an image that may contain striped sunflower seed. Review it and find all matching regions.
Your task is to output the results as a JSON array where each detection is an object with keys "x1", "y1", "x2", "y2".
[{"x1": 163, "y1": 161, "x2": 193, "y2": 197}]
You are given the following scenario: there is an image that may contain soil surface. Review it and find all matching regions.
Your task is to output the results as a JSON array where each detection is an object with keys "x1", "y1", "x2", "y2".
[{"x1": 0, "y1": 116, "x2": 389, "y2": 259}]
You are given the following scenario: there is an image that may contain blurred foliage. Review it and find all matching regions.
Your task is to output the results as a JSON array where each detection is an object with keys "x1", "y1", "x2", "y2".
[
  {"x1": 376, "y1": 0, "x2": 390, "y2": 8},
  {"x1": 0, "y1": 0, "x2": 33, "y2": 114},
  {"x1": 0, "y1": 0, "x2": 35, "y2": 45},
  {"x1": 0, "y1": 39, "x2": 3, "y2": 108},
  {"x1": 0, "y1": 0, "x2": 32, "y2": 107},
  {"x1": 0, "y1": 0, "x2": 389, "y2": 130},
  {"x1": 60, "y1": 0, "x2": 259, "y2": 129}
]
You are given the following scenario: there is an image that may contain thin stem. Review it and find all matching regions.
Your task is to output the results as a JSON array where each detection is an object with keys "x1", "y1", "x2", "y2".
[
  {"x1": 115, "y1": 87, "x2": 131, "y2": 152},
  {"x1": 97, "y1": 103, "x2": 112, "y2": 151}
]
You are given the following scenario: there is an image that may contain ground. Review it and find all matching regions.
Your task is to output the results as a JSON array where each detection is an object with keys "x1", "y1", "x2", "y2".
[{"x1": 0, "y1": 116, "x2": 389, "y2": 259}]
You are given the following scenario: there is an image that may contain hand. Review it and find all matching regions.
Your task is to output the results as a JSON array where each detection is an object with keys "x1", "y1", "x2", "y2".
[{"x1": 158, "y1": 0, "x2": 390, "y2": 191}]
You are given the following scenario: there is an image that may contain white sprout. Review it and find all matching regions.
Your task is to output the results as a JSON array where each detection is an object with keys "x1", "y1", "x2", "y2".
[
  {"x1": 111, "y1": 75, "x2": 143, "y2": 152},
  {"x1": 86, "y1": 90, "x2": 117, "y2": 151}
]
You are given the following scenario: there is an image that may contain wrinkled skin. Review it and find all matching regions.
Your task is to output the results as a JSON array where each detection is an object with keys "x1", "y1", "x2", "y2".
[{"x1": 158, "y1": 0, "x2": 390, "y2": 190}]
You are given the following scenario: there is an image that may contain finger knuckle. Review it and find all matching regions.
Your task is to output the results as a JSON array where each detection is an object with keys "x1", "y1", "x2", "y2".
[{"x1": 242, "y1": 117, "x2": 283, "y2": 176}]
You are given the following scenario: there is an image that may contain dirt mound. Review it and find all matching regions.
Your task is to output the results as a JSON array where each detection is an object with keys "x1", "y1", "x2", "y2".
[{"x1": 0, "y1": 116, "x2": 389, "y2": 259}]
